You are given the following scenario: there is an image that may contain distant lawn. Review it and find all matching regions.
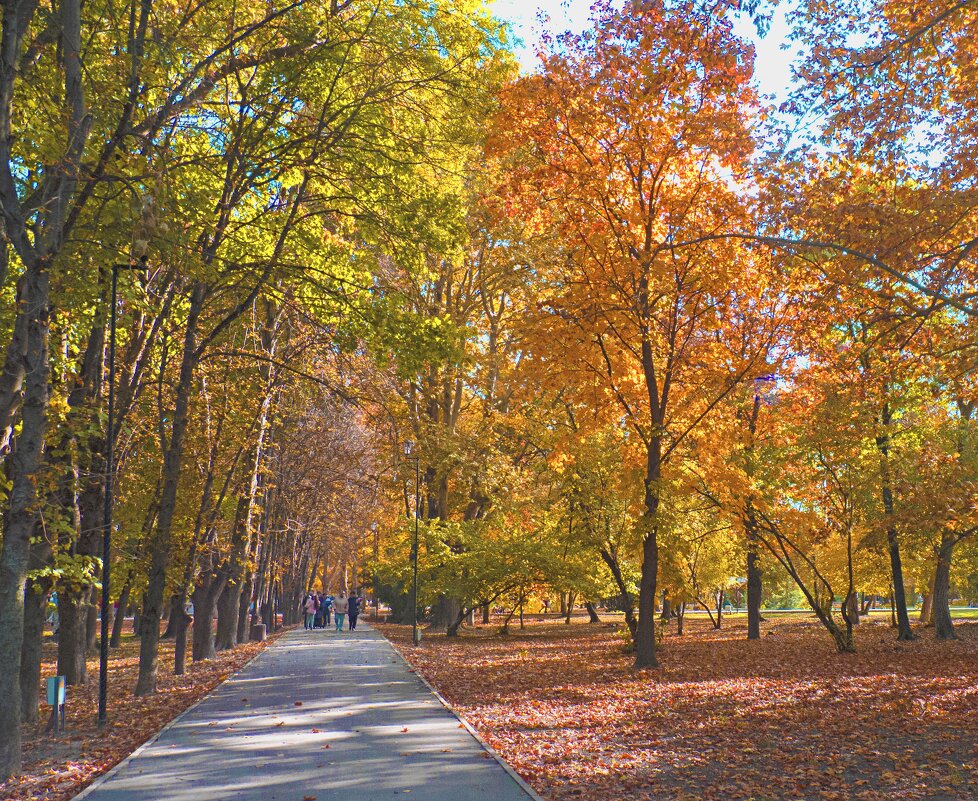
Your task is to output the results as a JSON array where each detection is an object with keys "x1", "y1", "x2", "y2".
[{"x1": 687, "y1": 606, "x2": 978, "y2": 620}]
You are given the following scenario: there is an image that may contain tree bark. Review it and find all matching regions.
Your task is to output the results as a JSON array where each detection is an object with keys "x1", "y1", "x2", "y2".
[
  {"x1": 634, "y1": 435, "x2": 661, "y2": 669},
  {"x1": 57, "y1": 593, "x2": 88, "y2": 685},
  {"x1": 876, "y1": 403, "x2": 914, "y2": 641},
  {"x1": 933, "y1": 533, "x2": 957, "y2": 640},
  {"x1": 0, "y1": 262, "x2": 51, "y2": 777},
  {"x1": 172, "y1": 600, "x2": 192, "y2": 675},
  {"x1": 136, "y1": 283, "x2": 205, "y2": 696},
  {"x1": 20, "y1": 578, "x2": 50, "y2": 725},
  {"x1": 745, "y1": 512, "x2": 763, "y2": 640},
  {"x1": 110, "y1": 578, "x2": 131, "y2": 648},
  {"x1": 584, "y1": 601, "x2": 601, "y2": 623},
  {"x1": 599, "y1": 546, "x2": 637, "y2": 636}
]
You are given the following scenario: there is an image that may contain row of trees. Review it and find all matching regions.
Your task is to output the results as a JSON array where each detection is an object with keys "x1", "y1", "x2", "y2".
[
  {"x1": 0, "y1": 0, "x2": 510, "y2": 778},
  {"x1": 2, "y1": 0, "x2": 977, "y2": 781},
  {"x1": 372, "y1": 0, "x2": 978, "y2": 669}
]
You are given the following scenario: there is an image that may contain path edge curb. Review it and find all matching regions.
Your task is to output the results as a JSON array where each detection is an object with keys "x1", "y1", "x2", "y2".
[
  {"x1": 69, "y1": 630, "x2": 288, "y2": 801},
  {"x1": 375, "y1": 625, "x2": 546, "y2": 801}
]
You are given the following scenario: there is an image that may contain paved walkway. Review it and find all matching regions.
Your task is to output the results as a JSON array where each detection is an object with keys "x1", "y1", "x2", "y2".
[{"x1": 75, "y1": 624, "x2": 537, "y2": 801}]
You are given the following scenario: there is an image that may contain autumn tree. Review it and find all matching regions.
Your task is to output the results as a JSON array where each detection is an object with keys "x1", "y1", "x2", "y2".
[{"x1": 493, "y1": 0, "x2": 777, "y2": 667}]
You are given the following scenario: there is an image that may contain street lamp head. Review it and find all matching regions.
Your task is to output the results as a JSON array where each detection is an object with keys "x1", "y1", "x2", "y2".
[
  {"x1": 369, "y1": 521, "x2": 378, "y2": 532},
  {"x1": 403, "y1": 440, "x2": 415, "y2": 457}
]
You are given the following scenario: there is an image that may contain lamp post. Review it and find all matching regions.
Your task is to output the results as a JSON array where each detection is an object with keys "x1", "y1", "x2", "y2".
[
  {"x1": 370, "y1": 521, "x2": 379, "y2": 621},
  {"x1": 403, "y1": 440, "x2": 421, "y2": 646},
  {"x1": 98, "y1": 260, "x2": 143, "y2": 726}
]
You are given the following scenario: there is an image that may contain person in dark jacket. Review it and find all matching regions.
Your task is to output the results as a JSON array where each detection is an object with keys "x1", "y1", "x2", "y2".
[{"x1": 348, "y1": 593, "x2": 360, "y2": 631}]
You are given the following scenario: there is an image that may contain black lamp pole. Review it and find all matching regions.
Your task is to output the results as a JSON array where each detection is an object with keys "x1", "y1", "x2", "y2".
[
  {"x1": 404, "y1": 441, "x2": 421, "y2": 646},
  {"x1": 98, "y1": 261, "x2": 141, "y2": 726},
  {"x1": 370, "y1": 521, "x2": 379, "y2": 621}
]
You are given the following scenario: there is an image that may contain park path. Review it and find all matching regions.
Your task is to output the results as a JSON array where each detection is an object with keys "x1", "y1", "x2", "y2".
[{"x1": 73, "y1": 623, "x2": 539, "y2": 801}]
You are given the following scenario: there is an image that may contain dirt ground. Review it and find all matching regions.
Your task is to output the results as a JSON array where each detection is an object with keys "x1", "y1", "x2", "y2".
[{"x1": 378, "y1": 614, "x2": 978, "y2": 801}]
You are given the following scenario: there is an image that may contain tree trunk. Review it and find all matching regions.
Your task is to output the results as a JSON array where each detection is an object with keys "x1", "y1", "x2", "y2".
[
  {"x1": 745, "y1": 508, "x2": 763, "y2": 640},
  {"x1": 919, "y1": 586, "x2": 934, "y2": 626},
  {"x1": 676, "y1": 601, "x2": 686, "y2": 636},
  {"x1": 236, "y1": 569, "x2": 253, "y2": 644},
  {"x1": 564, "y1": 592, "x2": 575, "y2": 624},
  {"x1": 634, "y1": 432, "x2": 661, "y2": 669},
  {"x1": 57, "y1": 592, "x2": 88, "y2": 685},
  {"x1": 876, "y1": 405, "x2": 914, "y2": 641},
  {"x1": 481, "y1": 603, "x2": 490, "y2": 624},
  {"x1": 846, "y1": 591, "x2": 861, "y2": 626},
  {"x1": 192, "y1": 581, "x2": 220, "y2": 661},
  {"x1": 172, "y1": 598, "x2": 192, "y2": 675},
  {"x1": 0, "y1": 264, "x2": 52, "y2": 777},
  {"x1": 933, "y1": 533, "x2": 957, "y2": 640},
  {"x1": 446, "y1": 606, "x2": 470, "y2": 637},
  {"x1": 20, "y1": 579, "x2": 50, "y2": 725},
  {"x1": 110, "y1": 579, "x2": 131, "y2": 648},
  {"x1": 660, "y1": 590, "x2": 671, "y2": 621},
  {"x1": 136, "y1": 283, "x2": 204, "y2": 696},
  {"x1": 599, "y1": 547, "x2": 637, "y2": 636},
  {"x1": 584, "y1": 601, "x2": 601, "y2": 623},
  {"x1": 161, "y1": 593, "x2": 182, "y2": 639},
  {"x1": 215, "y1": 583, "x2": 239, "y2": 651},
  {"x1": 20, "y1": 530, "x2": 53, "y2": 725},
  {"x1": 85, "y1": 596, "x2": 99, "y2": 651},
  {"x1": 715, "y1": 589, "x2": 723, "y2": 629},
  {"x1": 428, "y1": 596, "x2": 461, "y2": 631}
]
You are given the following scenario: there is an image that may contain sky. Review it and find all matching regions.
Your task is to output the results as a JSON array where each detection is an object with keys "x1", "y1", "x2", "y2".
[{"x1": 489, "y1": 0, "x2": 800, "y2": 102}]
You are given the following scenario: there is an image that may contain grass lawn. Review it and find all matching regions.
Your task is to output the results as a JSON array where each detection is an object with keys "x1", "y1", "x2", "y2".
[{"x1": 379, "y1": 614, "x2": 978, "y2": 801}]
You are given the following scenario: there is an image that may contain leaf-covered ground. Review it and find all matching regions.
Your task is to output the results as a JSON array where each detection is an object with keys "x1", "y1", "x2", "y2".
[
  {"x1": 1, "y1": 627, "x2": 280, "y2": 801},
  {"x1": 378, "y1": 615, "x2": 978, "y2": 801}
]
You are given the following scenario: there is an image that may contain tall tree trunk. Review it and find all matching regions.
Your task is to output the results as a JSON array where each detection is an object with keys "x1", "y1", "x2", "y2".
[
  {"x1": 135, "y1": 283, "x2": 204, "y2": 696},
  {"x1": 192, "y1": 577, "x2": 221, "y2": 661},
  {"x1": 0, "y1": 263, "x2": 52, "y2": 777},
  {"x1": 110, "y1": 578, "x2": 131, "y2": 648},
  {"x1": 634, "y1": 435, "x2": 661, "y2": 669},
  {"x1": 216, "y1": 496, "x2": 250, "y2": 650},
  {"x1": 19, "y1": 528, "x2": 53, "y2": 726},
  {"x1": 20, "y1": 578, "x2": 51, "y2": 725},
  {"x1": 933, "y1": 532, "x2": 957, "y2": 640},
  {"x1": 57, "y1": 593, "x2": 88, "y2": 685},
  {"x1": 172, "y1": 597, "x2": 192, "y2": 675},
  {"x1": 584, "y1": 601, "x2": 601, "y2": 623},
  {"x1": 236, "y1": 566, "x2": 253, "y2": 644},
  {"x1": 599, "y1": 546, "x2": 637, "y2": 636},
  {"x1": 876, "y1": 403, "x2": 914, "y2": 641},
  {"x1": 744, "y1": 394, "x2": 763, "y2": 640},
  {"x1": 745, "y1": 509, "x2": 763, "y2": 640}
]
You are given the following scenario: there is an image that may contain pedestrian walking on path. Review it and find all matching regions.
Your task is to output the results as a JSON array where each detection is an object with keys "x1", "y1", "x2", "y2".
[
  {"x1": 333, "y1": 591, "x2": 348, "y2": 631},
  {"x1": 72, "y1": 624, "x2": 539, "y2": 801},
  {"x1": 301, "y1": 593, "x2": 317, "y2": 629},
  {"x1": 348, "y1": 593, "x2": 360, "y2": 631}
]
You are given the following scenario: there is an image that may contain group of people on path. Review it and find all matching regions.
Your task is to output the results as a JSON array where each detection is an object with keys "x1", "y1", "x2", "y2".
[{"x1": 301, "y1": 591, "x2": 364, "y2": 632}]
